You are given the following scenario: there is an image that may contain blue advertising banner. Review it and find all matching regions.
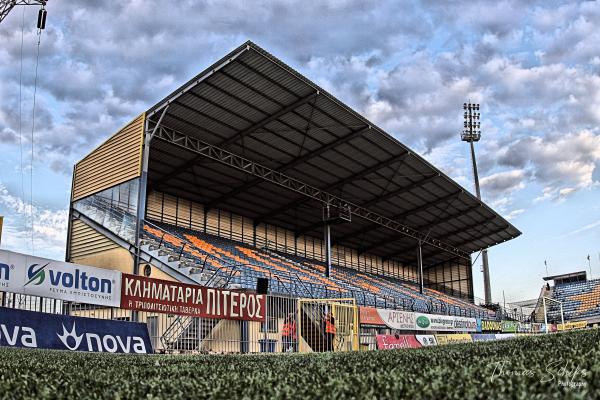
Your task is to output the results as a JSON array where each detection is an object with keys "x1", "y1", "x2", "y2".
[
  {"x1": 471, "y1": 333, "x2": 496, "y2": 342},
  {"x1": 0, "y1": 307, "x2": 153, "y2": 353}
]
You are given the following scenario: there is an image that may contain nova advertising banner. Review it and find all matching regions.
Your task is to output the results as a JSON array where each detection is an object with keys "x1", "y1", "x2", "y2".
[
  {"x1": 121, "y1": 274, "x2": 266, "y2": 322},
  {"x1": 414, "y1": 313, "x2": 477, "y2": 332},
  {"x1": 0, "y1": 250, "x2": 121, "y2": 307},
  {"x1": 0, "y1": 307, "x2": 152, "y2": 353},
  {"x1": 375, "y1": 334, "x2": 421, "y2": 350},
  {"x1": 415, "y1": 334, "x2": 437, "y2": 346},
  {"x1": 435, "y1": 333, "x2": 472, "y2": 345}
]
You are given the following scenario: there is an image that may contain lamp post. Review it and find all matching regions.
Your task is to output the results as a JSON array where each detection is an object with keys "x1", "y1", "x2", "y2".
[{"x1": 461, "y1": 102, "x2": 492, "y2": 304}]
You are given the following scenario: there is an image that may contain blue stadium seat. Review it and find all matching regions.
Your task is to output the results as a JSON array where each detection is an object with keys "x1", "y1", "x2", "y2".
[{"x1": 142, "y1": 222, "x2": 495, "y2": 319}]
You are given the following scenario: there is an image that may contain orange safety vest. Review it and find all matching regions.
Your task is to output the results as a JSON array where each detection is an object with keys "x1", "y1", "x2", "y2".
[
  {"x1": 282, "y1": 321, "x2": 296, "y2": 338},
  {"x1": 325, "y1": 318, "x2": 336, "y2": 334}
]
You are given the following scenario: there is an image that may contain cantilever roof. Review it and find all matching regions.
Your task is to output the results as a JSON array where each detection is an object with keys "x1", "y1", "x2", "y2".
[{"x1": 144, "y1": 41, "x2": 520, "y2": 266}]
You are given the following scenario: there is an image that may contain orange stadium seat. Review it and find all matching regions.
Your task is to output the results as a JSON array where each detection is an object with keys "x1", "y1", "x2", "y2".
[{"x1": 142, "y1": 222, "x2": 495, "y2": 318}]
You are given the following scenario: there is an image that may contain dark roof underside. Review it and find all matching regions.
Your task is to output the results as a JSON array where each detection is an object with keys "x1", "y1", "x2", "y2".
[{"x1": 145, "y1": 41, "x2": 521, "y2": 266}]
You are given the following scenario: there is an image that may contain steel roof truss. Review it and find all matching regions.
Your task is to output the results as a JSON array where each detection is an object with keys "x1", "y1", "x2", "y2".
[{"x1": 153, "y1": 124, "x2": 470, "y2": 260}]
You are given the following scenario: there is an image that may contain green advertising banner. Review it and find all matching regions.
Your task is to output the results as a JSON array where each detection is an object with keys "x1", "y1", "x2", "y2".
[{"x1": 501, "y1": 320, "x2": 519, "y2": 333}]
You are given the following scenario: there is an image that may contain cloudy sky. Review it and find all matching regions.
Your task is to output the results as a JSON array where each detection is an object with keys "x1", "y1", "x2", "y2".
[{"x1": 1, "y1": 0, "x2": 599, "y2": 303}]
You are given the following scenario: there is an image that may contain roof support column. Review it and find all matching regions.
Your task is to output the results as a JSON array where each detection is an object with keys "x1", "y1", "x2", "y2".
[
  {"x1": 481, "y1": 249, "x2": 492, "y2": 304},
  {"x1": 417, "y1": 240, "x2": 424, "y2": 294},
  {"x1": 324, "y1": 222, "x2": 332, "y2": 279},
  {"x1": 133, "y1": 108, "x2": 169, "y2": 322}
]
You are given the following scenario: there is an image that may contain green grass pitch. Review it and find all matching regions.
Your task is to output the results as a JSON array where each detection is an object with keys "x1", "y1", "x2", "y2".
[{"x1": 0, "y1": 330, "x2": 599, "y2": 399}]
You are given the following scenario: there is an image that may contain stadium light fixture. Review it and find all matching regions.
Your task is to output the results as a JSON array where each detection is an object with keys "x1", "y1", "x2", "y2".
[{"x1": 461, "y1": 101, "x2": 492, "y2": 305}]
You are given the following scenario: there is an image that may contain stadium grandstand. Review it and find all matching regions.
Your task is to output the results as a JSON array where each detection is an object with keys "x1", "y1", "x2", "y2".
[
  {"x1": 66, "y1": 40, "x2": 521, "y2": 344},
  {"x1": 535, "y1": 272, "x2": 600, "y2": 325}
]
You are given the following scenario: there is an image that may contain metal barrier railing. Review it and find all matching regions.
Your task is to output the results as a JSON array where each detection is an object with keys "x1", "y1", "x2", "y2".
[{"x1": 0, "y1": 291, "x2": 306, "y2": 354}]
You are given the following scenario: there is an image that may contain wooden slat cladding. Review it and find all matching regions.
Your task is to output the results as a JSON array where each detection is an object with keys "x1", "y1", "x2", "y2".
[
  {"x1": 69, "y1": 219, "x2": 119, "y2": 260},
  {"x1": 424, "y1": 259, "x2": 472, "y2": 299},
  {"x1": 72, "y1": 114, "x2": 145, "y2": 201}
]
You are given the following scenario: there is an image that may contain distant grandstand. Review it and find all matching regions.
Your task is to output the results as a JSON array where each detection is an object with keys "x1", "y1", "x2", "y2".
[
  {"x1": 66, "y1": 40, "x2": 520, "y2": 333},
  {"x1": 535, "y1": 271, "x2": 600, "y2": 324}
]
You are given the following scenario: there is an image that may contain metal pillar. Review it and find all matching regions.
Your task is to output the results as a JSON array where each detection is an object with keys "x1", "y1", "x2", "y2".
[
  {"x1": 542, "y1": 296, "x2": 564, "y2": 333},
  {"x1": 543, "y1": 297, "x2": 548, "y2": 333},
  {"x1": 133, "y1": 108, "x2": 168, "y2": 322},
  {"x1": 64, "y1": 165, "x2": 76, "y2": 262},
  {"x1": 324, "y1": 222, "x2": 331, "y2": 278},
  {"x1": 134, "y1": 128, "x2": 151, "y2": 274},
  {"x1": 417, "y1": 240, "x2": 424, "y2": 294},
  {"x1": 469, "y1": 141, "x2": 492, "y2": 304},
  {"x1": 560, "y1": 303, "x2": 564, "y2": 329}
]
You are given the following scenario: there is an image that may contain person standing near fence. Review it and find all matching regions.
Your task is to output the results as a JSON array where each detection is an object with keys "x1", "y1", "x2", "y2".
[
  {"x1": 323, "y1": 311, "x2": 336, "y2": 352},
  {"x1": 282, "y1": 312, "x2": 297, "y2": 352}
]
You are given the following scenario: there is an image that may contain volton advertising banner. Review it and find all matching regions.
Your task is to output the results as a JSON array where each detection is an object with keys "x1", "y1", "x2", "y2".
[
  {"x1": 0, "y1": 307, "x2": 152, "y2": 353},
  {"x1": 0, "y1": 249, "x2": 121, "y2": 307}
]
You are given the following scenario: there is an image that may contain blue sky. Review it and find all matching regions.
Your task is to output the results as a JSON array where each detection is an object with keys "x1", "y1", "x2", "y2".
[{"x1": 0, "y1": 0, "x2": 599, "y2": 303}]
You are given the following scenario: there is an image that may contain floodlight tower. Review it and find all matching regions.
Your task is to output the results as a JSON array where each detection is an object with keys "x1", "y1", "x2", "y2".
[
  {"x1": 0, "y1": 1, "x2": 47, "y2": 25},
  {"x1": 461, "y1": 102, "x2": 492, "y2": 305}
]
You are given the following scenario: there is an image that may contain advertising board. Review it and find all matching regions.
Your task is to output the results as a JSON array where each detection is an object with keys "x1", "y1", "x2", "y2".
[
  {"x1": 0, "y1": 249, "x2": 121, "y2": 307},
  {"x1": 0, "y1": 307, "x2": 152, "y2": 353},
  {"x1": 121, "y1": 274, "x2": 266, "y2": 321}
]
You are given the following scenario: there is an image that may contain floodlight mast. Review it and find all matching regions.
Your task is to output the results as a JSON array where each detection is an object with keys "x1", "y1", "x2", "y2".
[
  {"x1": 0, "y1": 1, "x2": 47, "y2": 25},
  {"x1": 461, "y1": 102, "x2": 492, "y2": 305}
]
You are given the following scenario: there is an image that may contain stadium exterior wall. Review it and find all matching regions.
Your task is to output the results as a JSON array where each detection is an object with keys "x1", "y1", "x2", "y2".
[
  {"x1": 72, "y1": 114, "x2": 145, "y2": 202},
  {"x1": 69, "y1": 219, "x2": 121, "y2": 260},
  {"x1": 69, "y1": 224, "x2": 181, "y2": 284}
]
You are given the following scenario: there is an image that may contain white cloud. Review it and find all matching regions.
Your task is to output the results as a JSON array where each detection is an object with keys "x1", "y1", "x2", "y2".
[
  {"x1": 480, "y1": 169, "x2": 527, "y2": 198},
  {"x1": 505, "y1": 208, "x2": 525, "y2": 221},
  {"x1": 0, "y1": 183, "x2": 67, "y2": 259},
  {"x1": 0, "y1": 0, "x2": 599, "y2": 267},
  {"x1": 499, "y1": 130, "x2": 600, "y2": 201},
  {"x1": 562, "y1": 219, "x2": 600, "y2": 238}
]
